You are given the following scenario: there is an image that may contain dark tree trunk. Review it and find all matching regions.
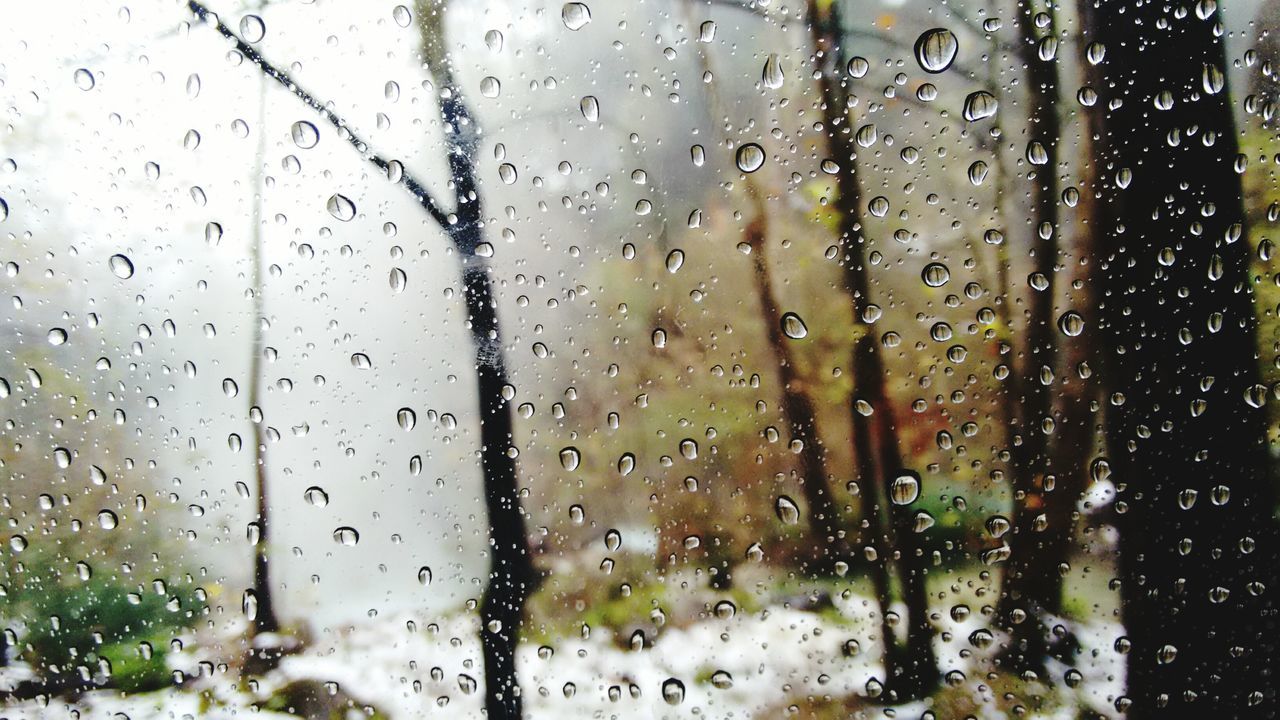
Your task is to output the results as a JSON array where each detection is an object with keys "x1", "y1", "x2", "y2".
[
  {"x1": 806, "y1": 0, "x2": 938, "y2": 699},
  {"x1": 996, "y1": 0, "x2": 1068, "y2": 673},
  {"x1": 1094, "y1": 1, "x2": 1280, "y2": 716}
]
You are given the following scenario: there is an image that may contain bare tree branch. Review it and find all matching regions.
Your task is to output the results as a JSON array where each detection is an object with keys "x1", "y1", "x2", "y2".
[{"x1": 186, "y1": 0, "x2": 454, "y2": 231}]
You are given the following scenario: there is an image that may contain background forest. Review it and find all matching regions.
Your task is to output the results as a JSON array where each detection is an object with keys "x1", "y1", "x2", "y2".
[{"x1": 1, "y1": 0, "x2": 1278, "y2": 718}]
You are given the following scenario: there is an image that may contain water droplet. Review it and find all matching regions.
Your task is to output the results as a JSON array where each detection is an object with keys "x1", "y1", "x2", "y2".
[
  {"x1": 560, "y1": 446, "x2": 581, "y2": 471},
  {"x1": 775, "y1": 495, "x2": 800, "y2": 525},
  {"x1": 351, "y1": 352, "x2": 372, "y2": 369},
  {"x1": 711, "y1": 670, "x2": 733, "y2": 689},
  {"x1": 846, "y1": 56, "x2": 870, "y2": 78},
  {"x1": 479, "y1": 76, "x2": 501, "y2": 98},
  {"x1": 781, "y1": 312, "x2": 808, "y2": 339},
  {"x1": 605, "y1": 529, "x2": 622, "y2": 550},
  {"x1": 73, "y1": 68, "x2": 95, "y2": 91},
  {"x1": 184, "y1": 129, "x2": 201, "y2": 150},
  {"x1": 661, "y1": 678, "x2": 685, "y2": 705},
  {"x1": 397, "y1": 407, "x2": 417, "y2": 430},
  {"x1": 914, "y1": 28, "x2": 958, "y2": 73},
  {"x1": 108, "y1": 254, "x2": 135, "y2": 279},
  {"x1": 1202, "y1": 63, "x2": 1225, "y2": 95},
  {"x1": 46, "y1": 328, "x2": 67, "y2": 345},
  {"x1": 239, "y1": 14, "x2": 265, "y2": 43},
  {"x1": 333, "y1": 526, "x2": 360, "y2": 546},
  {"x1": 485, "y1": 29, "x2": 504, "y2": 53},
  {"x1": 580, "y1": 95, "x2": 600, "y2": 122},
  {"x1": 389, "y1": 267, "x2": 407, "y2": 293},
  {"x1": 562, "y1": 2, "x2": 592, "y2": 30},
  {"x1": 1058, "y1": 311, "x2": 1084, "y2": 337},
  {"x1": 304, "y1": 486, "x2": 329, "y2": 507},
  {"x1": 98, "y1": 509, "x2": 119, "y2": 530},
  {"x1": 290, "y1": 120, "x2": 319, "y2": 149},
  {"x1": 762, "y1": 53, "x2": 785, "y2": 89},
  {"x1": 921, "y1": 262, "x2": 950, "y2": 287},
  {"x1": 327, "y1": 194, "x2": 356, "y2": 221},
  {"x1": 962, "y1": 91, "x2": 998, "y2": 121},
  {"x1": 986, "y1": 515, "x2": 1011, "y2": 538},
  {"x1": 392, "y1": 5, "x2": 413, "y2": 28},
  {"x1": 665, "y1": 249, "x2": 685, "y2": 273},
  {"x1": 9, "y1": 535, "x2": 27, "y2": 552},
  {"x1": 890, "y1": 473, "x2": 920, "y2": 505},
  {"x1": 53, "y1": 447, "x2": 72, "y2": 469},
  {"x1": 735, "y1": 143, "x2": 765, "y2": 173},
  {"x1": 698, "y1": 20, "x2": 717, "y2": 42},
  {"x1": 418, "y1": 566, "x2": 433, "y2": 586}
]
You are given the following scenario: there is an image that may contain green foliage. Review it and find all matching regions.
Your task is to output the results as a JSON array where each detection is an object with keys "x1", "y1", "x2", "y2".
[{"x1": 7, "y1": 568, "x2": 204, "y2": 691}]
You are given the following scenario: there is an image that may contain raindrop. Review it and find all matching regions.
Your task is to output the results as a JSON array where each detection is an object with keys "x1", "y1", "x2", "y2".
[
  {"x1": 560, "y1": 446, "x2": 581, "y2": 471},
  {"x1": 762, "y1": 53, "x2": 785, "y2": 89},
  {"x1": 304, "y1": 486, "x2": 329, "y2": 507},
  {"x1": 290, "y1": 121, "x2": 319, "y2": 149},
  {"x1": 781, "y1": 312, "x2": 808, "y2": 339},
  {"x1": 661, "y1": 678, "x2": 685, "y2": 706},
  {"x1": 109, "y1": 254, "x2": 135, "y2": 279},
  {"x1": 47, "y1": 328, "x2": 67, "y2": 345},
  {"x1": 580, "y1": 95, "x2": 599, "y2": 121},
  {"x1": 1058, "y1": 311, "x2": 1084, "y2": 337},
  {"x1": 389, "y1": 267, "x2": 407, "y2": 293},
  {"x1": 333, "y1": 527, "x2": 360, "y2": 546},
  {"x1": 914, "y1": 28, "x2": 958, "y2": 73},
  {"x1": 327, "y1": 194, "x2": 356, "y2": 221},
  {"x1": 890, "y1": 474, "x2": 920, "y2": 505},
  {"x1": 480, "y1": 76, "x2": 501, "y2": 98},
  {"x1": 846, "y1": 56, "x2": 870, "y2": 78},
  {"x1": 698, "y1": 21, "x2": 716, "y2": 42},
  {"x1": 775, "y1": 495, "x2": 800, "y2": 525},
  {"x1": 350, "y1": 352, "x2": 372, "y2": 369},
  {"x1": 98, "y1": 509, "x2": 119, "y2": 530},
  {"x1": 485, "y1": 29, "x2": 504, "y2": 53},
  {"x1": 397, "y1": 407, "x2": 417, "y2": 431},
  {"x1": 239, "y1": 14, "x2": 265, "y2": 43},
  {"x1": 736, "y1": 143, "x2": 765, "y2": 173},
  {"x1": 392, "y1": 5, "x2": 413, "y2": 27},
  {"x1": 963, "y1": 91, "x2": 998, "y2": 121},
  {"x1": 921, "y1": 262, "x2": 950, "y2": 287},
  {"x1": 418, "y1": 566, "x2": 432, "y2": 586},
  {"x1": 562, "y1": 2, "x2": 592, "y2": 30},
  {"x1": 665, "y1": 249, "x2": 685, "y2": 273},
  {"x1": 74, "y1": 68, "x2": 95, "y2": 91}
]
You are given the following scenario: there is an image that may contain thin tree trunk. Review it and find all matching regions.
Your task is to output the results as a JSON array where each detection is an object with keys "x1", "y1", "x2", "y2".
[
  {"x1": 996, "y1": 0, "x2": 1064, "y2": 672},
  {"x1": 246, "y1": 68, "x2": 281, "y2": 640},
  {"x1": 1094, "y1": 1, "x2": 1279, "y2": 716},
  {"x1": 683, "y1": 5, "x2": 851, "y2": 570},
  {"x1": 806, "y1": 0, "x2": 937, "y2": 699}
]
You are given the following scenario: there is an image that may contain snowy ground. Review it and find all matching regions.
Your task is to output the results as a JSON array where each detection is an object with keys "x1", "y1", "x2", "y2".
[{"x1": 0, "y1": 585, "x2": 1125, "y2": 720}]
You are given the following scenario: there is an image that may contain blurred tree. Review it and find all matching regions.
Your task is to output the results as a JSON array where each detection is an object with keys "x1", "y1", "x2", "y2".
[
  {"x1": 1094, "y1": 0, "x2": 1280, "y2": 715},
  {"x1": 806, "y1": 0, "x2": 938, "y2": 700},
  {"x1": 995, "y1": 0, "x2": 1067, "y2": 673}
]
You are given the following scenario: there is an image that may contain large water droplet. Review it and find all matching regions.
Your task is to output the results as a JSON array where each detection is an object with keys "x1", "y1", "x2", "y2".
[
  {"x1": 1058, "y1": 311, "x2": 1084, "y2": 337},
  {"x1": 98, "y1": 509, "x2": 119, "y2": 530},
  {"x1": 562, "y1": 2, "x2": 592, "y2": 30},
  {"x1": 661, "y1": 678, "x2": 686, "y2": 705},
  {"x1": 392, "y1": 5, "x2": 413, "y2": 28},
  {"x1": 327, "y1": 194, "x2": 356, "y2": 222},
  {"x1": 304, "y1": 486, "x2": 329, "y2": 507},
  {"x1": 239, "y1": 14, "x2": 266, "y2": 43},
  {"x1": 962, "y1": 91, "x2": 998, "y2": 121},
  {"x1": 780, "y1": 312, "x2": 808, "y2": 339},
  {"x1": 108, "y1": 253, "x2": 135, "y2": 279},
  {"x1": 397, "y1": 407, "x2": 417, "y2": 431},
  {"x1": 332, "y1": 527, "x2": 360, "y2": 546},
  {"x1": 921, "y1": 262, "x2": 950, "y2": 288},
  {"x1": 914, "y1": 28, "x2": 958, "y2": 73},
  {"x1": 775, "y1": 495, "x2": 800, "y2": 525},
  {"x1": 735, "y1": 143, "x2": 765, "y2": 173},
  {"x1": 580, "y1": 95, "x2": 600, "y2": 122},
  {"x1": 74, "y1": 68, "x2": 95, "y2": 91},
  {"x1": 762, "y1": 53, "x2": 785, "y2": 89},
  {"x1": 291, "y1": 121, "x2": 319, "y2": 149},
  {"x1": 560, "y1": 446, "x2": 581, "y2": 471},
  {"x1": 890, "y1": 474, "x2": 920, "y2": 505}
]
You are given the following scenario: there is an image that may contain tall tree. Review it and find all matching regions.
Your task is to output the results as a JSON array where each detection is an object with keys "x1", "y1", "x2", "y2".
[
  {"x1": 805, "y1": 0, "x2": 938, "y2": 699},
  {"x1": 995, "y1": 0, "x2": 1067, "y2": 672},
  {"x1": 1093, "y1": 0, "x2": 1279, "y2": 715},
  {"x1": 186, "y1": 3, "x2": 536, "y2": 717},
  {"x1": 245, "y1": 66, "x2": 282, "y2": 642},
  {"x1": 685, "y1": 0, "x2": 852, "y2": 574}
]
